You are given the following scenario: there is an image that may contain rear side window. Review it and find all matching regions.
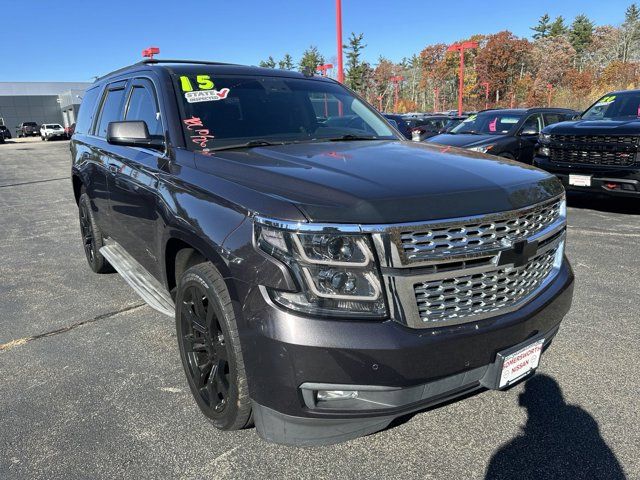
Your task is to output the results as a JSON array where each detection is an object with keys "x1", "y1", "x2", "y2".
[
  {"x1": 96, "y1": 87, "x2": 126, "y2": 138},
  {"x1": 543, "y1": 113, "x2": 565, "y2": 127},
  {"x1": 125, "y1": 82, "x2": 162, "y2": 136},
  {"x1": 75, "y1": 87, "x2": 101, "y2": 135}
]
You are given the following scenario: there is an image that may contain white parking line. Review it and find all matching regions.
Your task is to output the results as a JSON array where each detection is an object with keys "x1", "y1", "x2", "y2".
[{"x1": 568, "y1": 226, "x2": 640, "y2": 238}]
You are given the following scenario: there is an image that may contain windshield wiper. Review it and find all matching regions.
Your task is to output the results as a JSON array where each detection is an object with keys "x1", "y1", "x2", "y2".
[
  {"x1": 323, "y1": 134, "x2": 380, "y2": 142},
  {"x1": 457, "y1": 130, "x2": 481, "y2": 135},
  {"x1": 211, "y1": 140, "x2": 289, "y2": 151}
]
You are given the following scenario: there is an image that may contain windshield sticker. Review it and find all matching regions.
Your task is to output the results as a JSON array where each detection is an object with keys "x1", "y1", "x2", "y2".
[
  {"x1": 183, "y1": 116, "x2": 214, "y2": 155},
  {"x1": 594, "y1": 95, "x2": 616, "y2": 107},
  {"x1": 465, "y1": 114, "x2": 477, "y2": 122},
  {"x1": 489, "y1": 117, "x2": 497, "y2": 132},
  {"x1": 180, "y1": 75, "x2": 215, "y2": 92},
  {"x1": 501, "y1": 117, "x2": 519, "y2": 124},
  {"x1": 185, "y1": 88, "x2": 230, "y2": 103}
]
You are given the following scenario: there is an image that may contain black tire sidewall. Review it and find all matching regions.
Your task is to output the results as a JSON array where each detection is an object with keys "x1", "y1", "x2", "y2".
[{"x1": 175, "y1": 264, "x2": 250, "y2": 430}]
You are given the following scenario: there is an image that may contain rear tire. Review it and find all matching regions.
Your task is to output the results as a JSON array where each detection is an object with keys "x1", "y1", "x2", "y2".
[
  {"x1": 78, "y1": 192, "x2": 112, "y2": 273},
  {"x1": 176, "y1": 262, "x2": 252, "y2": 431}
]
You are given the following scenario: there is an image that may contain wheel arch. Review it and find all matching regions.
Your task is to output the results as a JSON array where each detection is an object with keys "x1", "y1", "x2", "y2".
[
  {"x1": 72, "y1": 174, "x2": 83, "y2": 204},
  {"x1": 163, "y1": 232, "x2": 234, "y2": 298}
]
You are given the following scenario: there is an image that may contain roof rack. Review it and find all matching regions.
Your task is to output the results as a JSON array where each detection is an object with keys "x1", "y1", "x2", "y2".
[
  {"x1": 141, "y1": 59, "x2": 237, "y2": 66},
  {"x1": 95, "y1": 59, "x2": 238, "y2": 82}
]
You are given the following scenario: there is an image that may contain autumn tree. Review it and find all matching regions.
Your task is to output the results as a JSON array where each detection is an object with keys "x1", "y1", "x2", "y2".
[
  {"x1": 532, "y1": 14, "x2": 551, "y2": 39},
  {"x1": 299, "y1": 46, "x2": 325, "y2": 74},
  {"x1": 278, "y1": 54, "x2": 295, "y2": 70},
  {"x1": 344, "y1": 33, "x2": 368, "y2": 93},
  {"x1": 475, "y1": 31, "x2": 530, "y2": 103},
  {"x1": 259, "y1": 56, "x2": 276, "y2": 68}
]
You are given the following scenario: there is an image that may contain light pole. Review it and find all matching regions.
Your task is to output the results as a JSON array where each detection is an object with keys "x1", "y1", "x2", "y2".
[
  {"x1": 377, "y1": 95, "x2": 383, "y2": 112},
  {"x1": 447, "y1": 41, "x2": 478, "y2": 115},
  {"x1": 546, "y1": 84, "x2": 553, "y2": 107},
  {"x1": 390, "y1": 75, "x2": 404, "y2": 113},
  {"x1": 317, "y1": 64, "x2": 334, "y2": 117},
  {"x1": 434, "y1": 86, "x2": 440, "y2": 113},
  {"x1": 336, "y1": 0, "x2": 344, "y2": 83},
  {"x1": 480, "y1": 81, "x2": 489, "y2": 110}
]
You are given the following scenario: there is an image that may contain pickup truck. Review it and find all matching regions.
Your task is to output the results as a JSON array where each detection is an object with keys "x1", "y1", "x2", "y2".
[
  {"x1": 535, "y1": 89, "x2": 640, "y2": 197},
  {"x1": 70, "y1": 59, "x2": 574, "y2": 446}
]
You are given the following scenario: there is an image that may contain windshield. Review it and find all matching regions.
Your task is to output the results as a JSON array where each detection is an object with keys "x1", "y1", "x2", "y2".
[
  {"x1": 581, "y1": 92, "x2": 640, "y2": 120},
  {"x1": 24, "y1": 122, "x2": 37, "y2": 127},
  {"x1": 45, "y1": 124, "x2": 62, "y2": 129},
  {"x1": 172, "y1": 72, "x2": 397, "y2": 154},
  {"x1": 449, "y1": 112, "x2": 523, "y2": 135}
]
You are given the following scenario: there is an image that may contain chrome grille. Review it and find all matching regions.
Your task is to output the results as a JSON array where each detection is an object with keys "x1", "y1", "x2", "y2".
[
  {"x1": 414, "y1": 245, "x2": 558, "y2": 324},
  {"x1": 398, "y1": 199, "x2": 562, "y2": 263}
]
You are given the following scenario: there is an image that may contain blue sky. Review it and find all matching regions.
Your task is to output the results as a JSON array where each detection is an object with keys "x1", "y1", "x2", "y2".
[{"x1": 0, "y1": 0, "x2": 634, "y2": 81}]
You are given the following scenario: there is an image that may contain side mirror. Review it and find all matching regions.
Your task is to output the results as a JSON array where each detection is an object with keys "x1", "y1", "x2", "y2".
[
  {"x1": 520, "y1": 127, "x2": 538, "y2": 136},
  {"x1": 107, "y1": 121, "x2": 164, "y2": 150},
  {"x1": 388, "y1": 119, "x2": 399, "y2": 129}
]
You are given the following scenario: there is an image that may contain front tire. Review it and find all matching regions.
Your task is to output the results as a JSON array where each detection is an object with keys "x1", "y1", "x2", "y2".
[
  {"x1": 78, "y1": 192, "x2": 112, "y2": 273},
  {"x1": 176, "y1": 262, "x2": 252, "y2": 431}
]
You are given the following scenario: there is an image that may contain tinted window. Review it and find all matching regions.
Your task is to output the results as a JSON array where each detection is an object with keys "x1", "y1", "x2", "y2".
[
  {"x1": 75, "y1": 86, "x2": 101, "y2": 135},
  {"x1": 450, "y1": 112, "x2": 523, "y2": 135},
  {"x1": 96, "y1": 88, "x2": 126, "y2": 138},
  {"x1": 543, "y1": 113, "x2": 566, "y2": 126},
  {"x1": 172, "y1": 73, "x2": 396, "y2": 154},
  {"x1": 125, "y1": 83, "x2": 162, "y2": 136},
  {"x1": 521, "y1": 114, "x2": 542, "y2": 134},
  {"x1": 582, "y1": 92, "x2": 640, "y2": 120}
]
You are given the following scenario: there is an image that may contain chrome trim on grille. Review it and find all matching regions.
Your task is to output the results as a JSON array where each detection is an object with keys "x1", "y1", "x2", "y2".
[{"x1": 254, "y1": 194, "x2": 566, "y2": 329}]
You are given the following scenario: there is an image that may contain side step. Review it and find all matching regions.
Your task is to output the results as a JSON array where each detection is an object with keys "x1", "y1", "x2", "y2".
[{"x1": 100, "y1": 242, "x2": 175, "y2": 317}]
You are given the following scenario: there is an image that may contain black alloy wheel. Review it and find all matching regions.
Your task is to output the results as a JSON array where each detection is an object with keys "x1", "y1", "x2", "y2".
[
  {"x1": 176, "y1": 262, "x2": 252, "y2": 430},
  {"x1": 77, "y1": 192, "x2": 112, "y2": 273},
  {"x1": 79, "y1": 197, "x2": 96, "y2": 265},
  {"x1": 180, "y1": 284, "x2": 231, "y2": 414}
]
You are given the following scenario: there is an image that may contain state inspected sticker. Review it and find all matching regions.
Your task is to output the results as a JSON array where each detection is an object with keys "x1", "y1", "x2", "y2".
[
  {"x1": 185, "y1": 88, "x2": 230, "y2": 103},
  {"x1": 499, "y1": 339, "x2": 544, "y2": 388}
]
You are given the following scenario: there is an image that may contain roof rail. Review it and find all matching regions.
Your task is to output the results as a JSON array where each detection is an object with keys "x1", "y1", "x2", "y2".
[
  {"x1": 94, "y1": 59, "x2": 239, "y2": 82},
  {"x1": 141, "y1": 59, "x2": 237, "y2": 66}
]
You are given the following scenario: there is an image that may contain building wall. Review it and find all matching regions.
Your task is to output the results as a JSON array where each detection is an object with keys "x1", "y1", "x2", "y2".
[{"x1": 0, "y1": 96, "x2": 63, "y2": 133}]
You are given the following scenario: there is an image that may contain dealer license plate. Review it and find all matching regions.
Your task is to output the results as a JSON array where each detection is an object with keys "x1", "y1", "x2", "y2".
[
  {"x1": 499, "y1": 339, "x2": 544, "y2": 388},
  {"x1": 569, "y1": 174, "x2": 591, "y2": 187}
]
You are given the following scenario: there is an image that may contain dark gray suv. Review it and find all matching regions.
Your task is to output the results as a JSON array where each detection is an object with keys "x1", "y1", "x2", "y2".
[{"x1": 70, "y1": 59, "x2": 574, "y2": 446}]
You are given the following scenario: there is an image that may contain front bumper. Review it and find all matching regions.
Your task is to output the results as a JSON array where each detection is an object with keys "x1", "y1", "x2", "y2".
[
  {"x1": 534, "y1": 155, "x2": 640, "y2": 197},
  {"x1": 239, "y1": 259, "x2": 574, "y2": 445}
]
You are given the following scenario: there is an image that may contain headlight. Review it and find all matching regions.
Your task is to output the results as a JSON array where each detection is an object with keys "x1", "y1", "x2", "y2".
[
  {"x1": 467, "y1": 144, "x2": 494, "y2": 153},
  {"x1": 538, "y1": 133, "x2": 551, "y2": 144},
  {"x1": 256, "y1": 223, "x2": 386, "y2": 318}
]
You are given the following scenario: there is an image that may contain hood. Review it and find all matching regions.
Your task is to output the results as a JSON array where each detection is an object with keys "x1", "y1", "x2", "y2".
[
  {"x1": 426, "y1": 133, "x2": 500, "y2": 148},
  {"x1": 544, "y1": 118, "x2": 640, "y2": 135},
  {"x1": 192, "y1": 141, "x2": 562, "y2": 224}
]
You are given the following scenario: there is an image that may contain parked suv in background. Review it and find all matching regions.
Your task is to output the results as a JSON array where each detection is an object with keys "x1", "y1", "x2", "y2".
[
  {"x1": 40, "y1": 123, "x2": 66, "y2": 141},
  {"x1": 71, "y1": 59, "x2": 573, "y2": 446},
  {"x1": 17, "y1": 121, "x2": 39, "y2": 137},
  {"x1": 535, "y1": 90, "x2": 640, "y2": 197},
  {"x1": 427, "y1": 108, "x2": 577, "y2": 163},
  {"x1": 0, "y1": 125, "x2": 12, "y2": 141}
]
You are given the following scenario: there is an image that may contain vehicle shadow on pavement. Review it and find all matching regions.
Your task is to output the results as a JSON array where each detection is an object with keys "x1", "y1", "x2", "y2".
[
  {"x1": 485, "y1": 374, "x2": 626, "y2": 480},
  {"x1": 567, "y1": 191, "x2": 640, "y2": 215}
]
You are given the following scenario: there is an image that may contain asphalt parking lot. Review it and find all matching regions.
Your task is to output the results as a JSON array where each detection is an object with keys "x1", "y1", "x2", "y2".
[{"x1": 1, "y1": 138, "x2": 639, "y2": 479}]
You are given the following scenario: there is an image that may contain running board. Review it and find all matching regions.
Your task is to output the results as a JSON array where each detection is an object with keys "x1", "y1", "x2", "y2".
[{"x1": 99, "y1": 242, "x2": 175, "y2": 317}]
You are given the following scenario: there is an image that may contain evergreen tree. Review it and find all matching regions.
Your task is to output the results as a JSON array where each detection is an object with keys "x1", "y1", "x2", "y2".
[
  {"x1": 278, "y1": 54, "x2": 295, "y2": 70},
  {"x1": 344, "y1": 32, "x2": 368, "y2": 92},
  {"x1": 569, "y1": 14, "x2": 594, "y2": 55},
  {"x1": 259, "y1": 56, "x2": 276, "y2": 68},
  {"x1": 549, "y1": 16, "x2": 568, "y2": 37},
  {"x1": 532, "y1": 14, "x2": 551, "y2": 39},
  {"x1": 621, "y1": 3, "x2": 640, "y2": 61},
  {"x1": 299, "y1": 46, "x2": 325, "y2": 74}
]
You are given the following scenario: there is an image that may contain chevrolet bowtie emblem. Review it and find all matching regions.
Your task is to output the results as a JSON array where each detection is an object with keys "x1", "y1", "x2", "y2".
[{"x1": 498, "y1": 239, "x2": 539, "y2": 268}]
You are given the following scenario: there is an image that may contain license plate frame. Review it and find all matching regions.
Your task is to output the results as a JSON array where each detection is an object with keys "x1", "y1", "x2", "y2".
[
  {"x1": 569, "y1": 174, "x2": 592, "y2": 187},
  {"x1": 497, "y1": 339, "x2": 544, "y2": 388}
]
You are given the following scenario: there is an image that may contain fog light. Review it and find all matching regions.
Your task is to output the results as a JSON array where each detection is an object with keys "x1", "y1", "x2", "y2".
[
  {"x1": 316, "y1": 390, "x2": 359, "y2": 401},
  {"x1": 539, "y1": 146, "x2": 551, "y2": 157}
]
